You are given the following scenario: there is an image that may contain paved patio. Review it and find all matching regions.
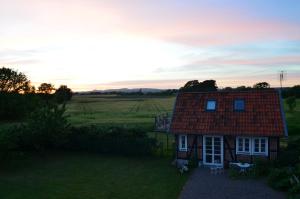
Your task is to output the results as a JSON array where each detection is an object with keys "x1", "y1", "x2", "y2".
[{"x1": 179, "y1": 168, "x2": 286, "y2": 199}]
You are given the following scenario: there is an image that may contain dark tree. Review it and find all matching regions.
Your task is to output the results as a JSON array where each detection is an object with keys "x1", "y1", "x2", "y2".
[
  {"x1": 235, "y1": 86, "x2": 252, "y2": 91},
  {"x1": 55, "y1": 85, "x2": 73, "y2": 103},
  {"x1": 38, "y1": 83, "x2": 55, "y2": 94},
  {"x1": 282, "y1": 85, "x2": 300, "y2": 98},
  {"x1": 286, "y1": 96, "x2": 296, "y2": 112},
  {"x1": 253, "y1": 82, "x2": 270, "y2": 89},
  {"x1": 223, "y1": 87, "x2": 233, "y2": 91},
  {"x1": 0, "y1": 67, "x2": 32, "y2": 93},
  {"x1": 180, "y1": 80, "x2": 218, "y2": 92}
]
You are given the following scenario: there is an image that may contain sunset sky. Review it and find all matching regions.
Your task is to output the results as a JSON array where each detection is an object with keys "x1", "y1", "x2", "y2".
[{"x1": 0, "y1": 0, "x2": 299, "y2": 91}]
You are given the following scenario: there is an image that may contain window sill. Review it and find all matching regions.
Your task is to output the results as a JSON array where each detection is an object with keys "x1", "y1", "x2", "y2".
[
  {"x1": 179, "y1": 148, "x2": 188, "y2": 152},
  {"x1": 236, "y1": 151, "x2": 251, "y2": 155},
  {"x1": 252, "y1": 152, "x2": 268, "y2": 156}
]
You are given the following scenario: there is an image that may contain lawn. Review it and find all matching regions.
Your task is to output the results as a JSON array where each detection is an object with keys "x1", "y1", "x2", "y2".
[
  {"x1": 0, "y1": 153, "x2": 188, "y2": 199},
  {"x1": 66, "y1": 95, "x2": 175, "y2": 126},
  {"x1": 284, "y1": 99, "x2": 300, "y2": 137}
]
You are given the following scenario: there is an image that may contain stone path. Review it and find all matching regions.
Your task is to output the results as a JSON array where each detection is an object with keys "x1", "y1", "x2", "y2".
[{"x1": 179, "y1": 168, "x2": 286, "y2": 199}]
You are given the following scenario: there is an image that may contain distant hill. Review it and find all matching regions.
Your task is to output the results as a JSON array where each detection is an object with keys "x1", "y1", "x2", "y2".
[{"x1": 76, "y1": 88, "x2": 167, "y2": 94}]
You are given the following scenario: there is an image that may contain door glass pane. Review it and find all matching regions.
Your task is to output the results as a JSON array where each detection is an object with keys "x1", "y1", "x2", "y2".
[
  {"x1": 214, "y1": 155, "x2": 221, "y2": 164},
  {"x1": 214, "y1": 137, "x2": 220, "y2": 143},
  {"x1": 206, "y1": 137, "x2": 212, "y2": 145},
  {"x1": 214, "y1": 145, "x2": 220, "y2": 154},
  {"x1": 206, "y1": 155, "x2": 212, "y2": 163}
]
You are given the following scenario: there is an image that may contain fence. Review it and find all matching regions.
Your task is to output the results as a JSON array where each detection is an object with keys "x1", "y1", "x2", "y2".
[{"x1": 148, "y1": 131, "x2": 175, "y2": 158}]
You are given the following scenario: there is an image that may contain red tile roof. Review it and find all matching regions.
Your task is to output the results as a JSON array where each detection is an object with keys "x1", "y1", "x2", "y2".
[{"x1": 170, "y1": 89, "x2": 287, "y2": 137}]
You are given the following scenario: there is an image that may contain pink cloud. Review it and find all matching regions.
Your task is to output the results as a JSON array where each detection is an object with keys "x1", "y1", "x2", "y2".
[{"x1": 192, "y1": 55, "x2": 300, "y2": 66}]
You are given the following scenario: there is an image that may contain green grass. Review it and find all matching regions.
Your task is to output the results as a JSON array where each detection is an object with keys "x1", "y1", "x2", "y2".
[
  {"x1": 284, "y1": 99, "x2": 300, "y2": 137},
  {"x1": 0, "y1": 152, "x2": 188, "y2": 199},
  {"x1": 66, "y1": 95, "x2": 175, "y2": 126}
]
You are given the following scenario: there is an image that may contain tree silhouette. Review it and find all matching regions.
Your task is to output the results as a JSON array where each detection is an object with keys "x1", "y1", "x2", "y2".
[
  {"x1": 0, "y1": 67, "x2": 32, "y2": 93},
  {"x1": 38, "y1": 83, "x2": 55, "y2": 94},
  {"x1": 180, "y1": 80, "x2": 218, "y2": 92},
  {"x1": 253, "y1": 82, "x2": 270, "y2": 89},
  {"x1": 55, "y1": 85, "x2": 73, "y2": 103}
]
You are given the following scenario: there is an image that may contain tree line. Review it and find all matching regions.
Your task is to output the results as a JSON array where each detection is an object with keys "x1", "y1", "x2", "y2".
[{"x1": 0, "y1": 67, "x2": 73, "y2": 121}]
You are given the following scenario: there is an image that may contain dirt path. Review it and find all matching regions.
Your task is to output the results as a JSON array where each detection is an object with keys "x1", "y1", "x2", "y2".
[{"x1": 179, "y1": 168, "x2": 286, "y2": 199}]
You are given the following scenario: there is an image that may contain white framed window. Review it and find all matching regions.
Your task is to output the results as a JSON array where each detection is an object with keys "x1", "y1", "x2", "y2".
[
  {"x1": 179, "y1": 135, "x2": 187, "y2": 151},
  {"x1": 252, "y1": 137, "x2": 268, "y2": 156},
  {"x1": 236, "y1": 137, "x2": 251, "y2": 154},
  {"x1": 206, "y1": 100, "x2": 216, "y2": 111},
  {"x1": 236, "y1": 137, "x2": 268, "y2": 156}
]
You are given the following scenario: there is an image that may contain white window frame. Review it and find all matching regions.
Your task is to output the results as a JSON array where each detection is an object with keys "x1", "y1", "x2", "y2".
[
  {"x1": 179, "y1": 135, "x2": 187, "y2": 152},
  {"x1": 236, "y1": 137, "x2": 251, "y2": 154},
  {"x1": 252, "y1": 137, "x2": 268, "y2": 156},
  {"x1": 235, "y1": 137, "x2": 268, "y2": 156}
]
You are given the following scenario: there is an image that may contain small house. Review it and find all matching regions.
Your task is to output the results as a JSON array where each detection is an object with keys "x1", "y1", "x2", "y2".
[{"x1": 169, "y1": 89, "x2": 288, "y2": 167}]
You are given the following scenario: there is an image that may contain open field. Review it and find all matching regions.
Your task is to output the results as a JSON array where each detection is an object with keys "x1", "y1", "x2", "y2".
[
  {"x1": 0, "y1": 153, "x2": 188, "y2": 199},
  {"x1": 67, "y1": 95, "x2": 176, "y2": 127},
  {"x1": 67, "y1": 95, "x2": 299, "y2": 137}
]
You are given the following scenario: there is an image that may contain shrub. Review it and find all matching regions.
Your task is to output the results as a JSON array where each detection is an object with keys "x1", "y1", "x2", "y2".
[
  {"x1": 0, "y1": 127, "x2": 18, "y2": 159},
  {"x1": 253, "y1": 159, "x2": 272, "y2": 177},
  {"x1": 268, "y1": 168, "x2": 292, "y2": 191},
  {"x1": 17, "y1": 103, "x2": 70, "y2": 152},
  {"x1": 63, "y1": 126, "x2": 157, "y2": 156},
  {"x1": 276, "y1": 138, "x2": 300, "y2": 167},
  {"x1": 286, "y1": 96, "x2": 297, "y2": 112}
]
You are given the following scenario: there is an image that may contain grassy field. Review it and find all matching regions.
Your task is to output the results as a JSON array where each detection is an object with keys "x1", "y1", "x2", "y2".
[
  {"x1": 0, "y1": 153, "x2": 188, "y2": 199},
  {"x1": 66, "y1": 95, "x2": 175, "y2": 127},
  {"x1": 284, "y1": 99, "x2": 300, "y2": 137},
  {"x1": 67, "y1": 95, "x2": 299, "y2": 136}
]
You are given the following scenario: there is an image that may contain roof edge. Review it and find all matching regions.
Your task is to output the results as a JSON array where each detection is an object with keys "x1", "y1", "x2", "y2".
[
  {"x1": 278, "y1": 89, "x2": 288, "y2": 137},
  {"x1": 178, "y1": 88, "x2": 277, "y2": 94}
]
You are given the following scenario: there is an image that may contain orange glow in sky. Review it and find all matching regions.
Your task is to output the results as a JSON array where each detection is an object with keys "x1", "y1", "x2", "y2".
[{"x1": 0, "y1": 0, "x2": 299, "y2": 91}]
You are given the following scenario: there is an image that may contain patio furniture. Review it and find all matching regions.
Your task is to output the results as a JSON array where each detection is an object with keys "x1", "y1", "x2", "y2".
[
  {"x1": 210, "y1": 165, "x2": 224, "y2": 175},
  {"x1": 230, "y1": 162, "x2": 253, "y2": 174}
]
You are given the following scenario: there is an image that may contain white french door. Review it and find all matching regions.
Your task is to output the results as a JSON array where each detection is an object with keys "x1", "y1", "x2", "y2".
[{"x1": 203, "y1": 136, "x2": 223, "y2": 166}]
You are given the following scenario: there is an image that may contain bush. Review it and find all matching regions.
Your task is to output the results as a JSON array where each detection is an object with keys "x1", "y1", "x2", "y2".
[
  {"x1": 286, "y1": 96, "x2": 297, "y2": 112},
  {"x1": 268, "y1": 168, "x2": 292, "y2": 191},
  {"x1": 0, "y1": 93, "x2": 41, "y2": 121},
  {"x1": 253, "y1": 159, "x2": 272, "y2": 177},
  {"x1": 17, "y1": 103, "x2": 70, "y2": 152},
  {"x1": 64, "y1": 126, "x2": 157, "y2": 156},
  {"x1": 0, "y1": 127, "x2": 18, "y2": 160},
  {"x1": 276, "y1": 139, "x2": 300, "y2": 167}
]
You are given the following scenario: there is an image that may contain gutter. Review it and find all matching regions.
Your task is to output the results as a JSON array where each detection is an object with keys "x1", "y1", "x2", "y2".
[{"x1": 278, "y1": 89, "x2": 288, "y2": 137}]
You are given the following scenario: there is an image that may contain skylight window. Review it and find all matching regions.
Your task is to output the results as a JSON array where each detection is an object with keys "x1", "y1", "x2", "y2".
[
  {"x1": 234, "y1": 99, "x2": 245, "y2": 111},
  {"x1": 206, "y1": 100, "x2": 216, "y2": 111}
]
